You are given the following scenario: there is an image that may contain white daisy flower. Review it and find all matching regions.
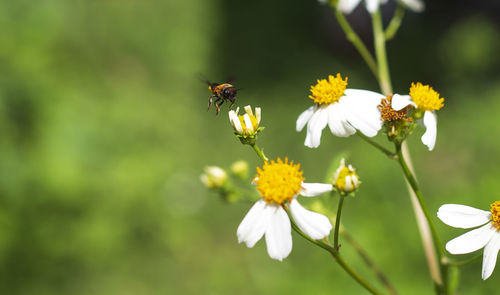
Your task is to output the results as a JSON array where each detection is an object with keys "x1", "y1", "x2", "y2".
[
  {"x1": 333, "y1": 158, "x2": 361, "y2": 193},
  {"x1": 437, "y1": 202, "x2": 500, "y2": 280},
  {"x1": 229, "y1": 105, "x2": 262, "y2": 136},
  {"x1": 337, "y1": 0, "x2": 424, "y2": 14},
  {"x1": 237, "y1": 158, "x2": 334, "y2": 261},
  {"x1": 296, "y1": 74, "x2": 385, "y2": 148},
  {"x1": 391, "y1": 83, "x2": 444, "y2": 151}
]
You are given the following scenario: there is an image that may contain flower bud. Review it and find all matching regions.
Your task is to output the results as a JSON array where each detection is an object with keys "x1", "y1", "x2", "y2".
[
  {"x1": 200, "y1": 166, "x2": 227, "y2": 189},
  {"x1": 228, "y1": 105, "x2": 263, "y2": 145},
  {"x1": 230, "y1": 160, "x2": 249, "y2": 179},
  {"x1": 332, "y1": 158, "x2": 360, "y2": 193}
]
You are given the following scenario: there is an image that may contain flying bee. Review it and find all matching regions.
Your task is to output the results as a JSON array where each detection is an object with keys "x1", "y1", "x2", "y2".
[{"x1": 200, "y1": 76, "x2": 238, "y2": 115}]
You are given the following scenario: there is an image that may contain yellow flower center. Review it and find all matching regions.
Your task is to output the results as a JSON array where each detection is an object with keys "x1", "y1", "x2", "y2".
[
  {"x1": 254, "y1": 158, "x2": 305, "y2": 205},
  {"x1": 238, "y1": 114, "x2": 259, "y2": 135},
  {"x1": 490, "y1": 201, "x2": 500, "y2": 230},
  {"x1": 409, "y1": 82, "x2": 444, "y2": 111},
  {"x1": 309, "y1": 74, "x2": 348, "y2": 105}
]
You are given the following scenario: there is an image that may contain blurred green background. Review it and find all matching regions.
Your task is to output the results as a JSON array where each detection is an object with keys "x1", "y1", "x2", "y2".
[{"x1": 0, "y1": 0, "x2": 499, "y2": 294}]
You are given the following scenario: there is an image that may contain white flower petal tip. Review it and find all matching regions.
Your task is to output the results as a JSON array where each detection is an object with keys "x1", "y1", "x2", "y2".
[
  {"x1": 337, "y1": 0, "x2": 362, "y2": 14},
  {"x1": 296, "y1": 106, "x2": 315, "y2": 132},
  {"x1": 300, "y1": 183, "x2": 334, "y2": 197},
  {"x1": 400, "y1": 0, "x2": 425, "y2": 12},
  {"x1": 421, "y1": 111, "x2": 437, "y2": 151},
  {"x1": 237, "y1": 200, "x2": 270, "y2": 248},
  {"x1": 341, "y1": 90, "x2": 384, "y2": 137},
  {"x1": 365, "y1": 0, "x2": 379, "y2": 13},
  {"x1": 290, "y1": 200, "x2": 332, "y2": 240},
  {"x1": 326, "y1": 103, "x2": 356, "y2": 138},
  {"x1": 265, "y1": 206, "x2": 292, "y2": 261},
  {"x1": 482, "y1": 234, "x2": 500, "y2": 280},
  {"x1": 437, "y1": 204, "x2": 491, "y2": 229},
  {"x1": 445, "y1": 223, "x2": 495, "y2": 255},
  {"x1": 391, "y1": 94, "x2": 416, "y2": 111}
]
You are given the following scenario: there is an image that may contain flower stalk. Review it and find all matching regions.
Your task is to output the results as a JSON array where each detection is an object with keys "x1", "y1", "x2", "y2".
[
  {"x1": 289, "y1": 217, "x2": 384, "y2": 295},
  {"x1": 333, "y1": 191, "x2": 346, "y2": 250},
  {"x1": 332, "y1": 8, "x2": 379, "y2": 79},
  {"x1": 396, "y1": 143, "x2": 449, "y2": 294}
]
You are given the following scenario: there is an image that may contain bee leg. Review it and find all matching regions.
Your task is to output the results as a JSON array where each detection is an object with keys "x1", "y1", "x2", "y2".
[
  {"x1": 207, "y1": 95, "x2": 216, "y2": 111},
  {"x1": 215, "y1": 103, "x2": 221, "y2": 115},
  {"x1": 229, "y1": 98, "x2": 235, "y2": 110},
  {"x1": 215, "y1": 98, "x2": 224, "y2": 115}
]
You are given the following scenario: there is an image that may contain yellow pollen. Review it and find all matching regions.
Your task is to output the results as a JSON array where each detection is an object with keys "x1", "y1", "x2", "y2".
[
  {"x1": 409, "y1": 82, "x2": 444, "y2": 111},
  {"x1": 490, "y1": 201, "x2": 500, "y2": 230},
  {"x1": 309, "y1": 74, "x2": 348, "y2": 105},
  {"x1": 254, "y1": 158, "x2": 305, "y2": 205},
  {"x1": 238, "y1": 114, "x2": 259, "y2": 135},
  {"x1": 378, "y1": 95, "x2": 412, "y2": 122}
]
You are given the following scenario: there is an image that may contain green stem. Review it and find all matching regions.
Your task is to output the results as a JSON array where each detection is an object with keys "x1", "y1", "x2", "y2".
[
  {"x1": 251, "y1": 144, "x2": 268, "y2": 162},
  {"x1": 334, "y1": 192, "x2": 345, "y2": 250},
  {"x1": 384, "y1": 5, "x2": 405, "y2": 41},
  {"x1": 395, "y1": 144, "x2": 449, "y2": 294},
  {"x1": 372, "y1": 9, "x2": 392, "y2": 95},
  {"x1": 357, "y1": 133, "x2": 396, "y2": 158},
  {"x1": 332, "y1": 8, "x2": 379, "y2": 79},
  {"x1": 289, "y1": 219, "x2": 384, "y2": 295}
]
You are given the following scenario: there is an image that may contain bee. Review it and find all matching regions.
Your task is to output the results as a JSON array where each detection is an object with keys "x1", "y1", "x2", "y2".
[{"x1": 200, "y1": 76, "x2": 238, "y2": 115}]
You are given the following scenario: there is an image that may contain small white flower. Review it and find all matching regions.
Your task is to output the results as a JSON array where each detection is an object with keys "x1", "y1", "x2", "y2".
[
  {"x1": 391, "y1": 83, "x2": 444, "y2": 151},
  {"x1": 237, "y1": 158, "x2": 333, "y2": 260},
  {"x1": 296, "y1": 74, "x2": 384, "y2": 148},
  {"x1": 229, "y1": 105, "x2": 262, "y2": 136},
  {"x1": 437, "y1": 202, "x2": 500, "y2": 280},
  {"x1": 337, "y1": 0, "x2": 424, "y2": 14},
  {"x1": 333, "y1": 158, "x2": 360, "y2": 193},
  {"x1": 200, "y1": 166, "x2": 227, "y2": 189}
]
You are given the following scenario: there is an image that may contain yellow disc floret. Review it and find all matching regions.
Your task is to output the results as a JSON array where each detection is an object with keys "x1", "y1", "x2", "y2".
[
  {"x1": 309, "y1": 74, "x2": 348, "y2": 105},
  {"x1": 238, "y1": 114, "x2": 258, "y2": 135},
  {"x1": 409, "y1": 82, "x2": 445, "y2": 111},
  {"x1": 378, "y1": 95, "x2": 412, "y2": 122},
  {"x1": 254, "y1": 158, "x2": 305, "y2": 204},
  {"x1": 490, "y1": 201, "x2": 500, "y2": 230}
]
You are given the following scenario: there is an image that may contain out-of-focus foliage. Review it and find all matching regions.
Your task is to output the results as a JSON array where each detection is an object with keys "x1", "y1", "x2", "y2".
[{"x1": 0, "y1": 0, "x2": 499, "y2": 294}]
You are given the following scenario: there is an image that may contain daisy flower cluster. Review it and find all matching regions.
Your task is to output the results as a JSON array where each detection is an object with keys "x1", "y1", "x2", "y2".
[{"x1": 296, "y1": 74, "x2": 445, "y2": 151}]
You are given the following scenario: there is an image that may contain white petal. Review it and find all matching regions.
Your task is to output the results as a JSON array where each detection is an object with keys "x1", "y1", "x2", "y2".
[
  {"x1": 365, "y1": 0, "x2": 380, "y2": 13},
  {"x1": 300, "y1": 182, "x2": 333, "y2": 197},
  {"x1": 482, "y1": 233, "x2": 500, "y2": 280},
  {"x1": 243, "y1": 113, "x2": 254, "y2": 133},
  {"x1": 229, "y1": 111, "x2": 243, "y2": 133},
  {"x1": 265, "y1": 206, "x2": 292, "y2": 261},
  {"x1": 255, "y1": 107, "x2": 261, "y2": 124},
  {"x1": 421, "y1": 111, "x2": 437, "y2": 151},
  {"x1": 326, "y1": 103, "x2": 356, "y2": 137},
  {"x1": 296, "y1": 106, "x2": 315, "y2": 132},
  {"x1": 343, "y1": 89, "x2": 385, "y2": 100},
  {"x1": 437, "y1": 204, "x2": 491, "y2": 229},
  {"x1": 306, "y1": 106, "x2": 329, "y2": 148},
  {"x1": 446, "y1": 223, "x2": 496, "y2": 255},
  {"x1": 244, "y1": 105, "x2": 253, "y2": 116},
  {"x1": 290, "y1": 200, "x2": 332, "y2": 240},
  {"x1": 337, "y1": 0, "x2": 362, "y2": 14},
  {"x1": 400, "y1": 0, "x2": 425, "y2": 12},
  {"x1": 391, "y1": 94, "x2": 416, "y2": 111},
  {"x1": 341, "y1": 90, "x2": 384, "y2": 137},
  {"x1": 237, "y1": 200, "x2": 270, "y2": 247}
]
